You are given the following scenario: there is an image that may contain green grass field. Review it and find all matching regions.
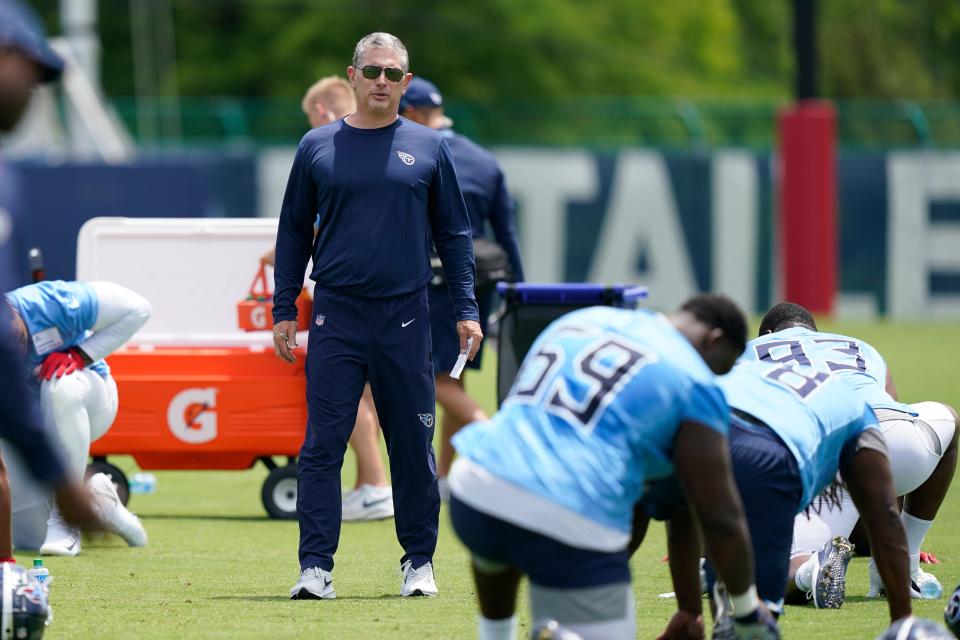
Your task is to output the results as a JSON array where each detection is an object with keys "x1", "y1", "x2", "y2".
[{"x1": 24, "y1": 320, "x2": 960, "y2": 639}]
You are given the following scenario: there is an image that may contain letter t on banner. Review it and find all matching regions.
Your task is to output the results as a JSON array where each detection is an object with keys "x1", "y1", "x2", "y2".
[{"x1": 777, "y1": 101, "x2": 837, "y2": 314}]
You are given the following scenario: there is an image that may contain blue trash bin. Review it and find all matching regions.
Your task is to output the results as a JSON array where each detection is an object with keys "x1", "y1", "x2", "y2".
[{"x1": 495, "y1": 283, "x2": 648, "y2": 406}]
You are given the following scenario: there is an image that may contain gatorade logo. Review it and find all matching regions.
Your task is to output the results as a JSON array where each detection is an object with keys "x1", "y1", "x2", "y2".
[
  {"x1": 167, "y1": 388, "x2": 218, "y2": 444},
  {"x1": 250, "y1": 305, "x2": 268, "y2": 329}
]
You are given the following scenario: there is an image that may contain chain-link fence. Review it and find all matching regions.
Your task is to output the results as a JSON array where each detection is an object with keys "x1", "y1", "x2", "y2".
[{"x1": 109, "y1": 97, "x2": 960, "y2": 150}]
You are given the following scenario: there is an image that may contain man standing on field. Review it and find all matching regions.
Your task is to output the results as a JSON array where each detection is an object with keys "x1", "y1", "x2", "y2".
[
  {"x1": 262, "y1": 74, "x2": 394, "y2": 523},
  {"x1": 272, "y1": 32, "x2": 481, "y2": 600}
]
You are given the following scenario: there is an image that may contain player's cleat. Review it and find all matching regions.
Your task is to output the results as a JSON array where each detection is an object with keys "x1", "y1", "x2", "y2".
[
  {"x1": 400, "y1": 560, "x2": 437, "y2": 597},
  {"x1": 868, "y1": 556, "x2": 944, "y2": 600},
  {"x1": 711, "y1": 582, "x2": 736, "y2": 640},
  {"x1": 342, "y1": 484, "x2": 394, "y2": 522},
  {"x1": 88, "y1": 472, "x2": 148, "y2": 547},
  {"x1": 807, "y1": 536, "x2": 854, "y2": 609},
  {"x1": 39, "y1": 508, "x2": 81, "y2": 556},
  {"x1": 290, "y1": 567, "x2": 336, "y2": 600},
  {"x1": 710, "y1": 582, "x2": 780, "y2": 639}
]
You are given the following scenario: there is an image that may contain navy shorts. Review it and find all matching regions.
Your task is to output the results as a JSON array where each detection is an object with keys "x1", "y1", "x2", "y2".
[
  {"x1": 428, "y1": 283, "x2": 494, "y2": 372},
  {"x1": 704, "y1": 413, "x2": 803, "y2": 605},
  {"x1": 449, "y1": 495, "x2": 630, "y2": 589}
]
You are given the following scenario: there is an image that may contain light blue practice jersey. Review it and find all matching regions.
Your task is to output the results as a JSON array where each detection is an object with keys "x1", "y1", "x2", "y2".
[
  {"x1": 720, "y1": 359, "x2": 878, "y2": 509},
  {"x1": 743, "y1": 327, "x2": 913, "y2": 415},
  {"x1": 5, "y1": 281, "x2": 108, "y2": 384},
  {"x1": 452, "y1": 307, "x2": 729, "y2": 535}
]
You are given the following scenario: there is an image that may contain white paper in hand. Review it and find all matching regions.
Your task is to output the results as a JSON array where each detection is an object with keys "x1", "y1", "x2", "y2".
[{"x1": 450, "y1": 336, "x2": 474, "y2": 380}]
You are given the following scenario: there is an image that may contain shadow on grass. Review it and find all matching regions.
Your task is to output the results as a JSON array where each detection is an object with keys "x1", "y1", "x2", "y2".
[
  {"x1": 210, "y1": 595, "x2": 401, "y2": 602},
  {"x1": 208, "y1": 595, "x2": 294, "y2": 602},
  {"x1": 140, "y1": 514, "x2": 281, "y2": 522},
  {"x1": 841, "y1": 596, "x2": 888, "y2": 604}
]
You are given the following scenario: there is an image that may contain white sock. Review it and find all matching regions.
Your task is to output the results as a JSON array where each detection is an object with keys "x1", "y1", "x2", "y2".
[
  {"x1": 901, "y1": 511, "x2": 933, "y2": 558},
  {"x1": 478, "y1": 615, "x2": 517, "y2": 640},
  {"x1": 794, "y1": 556, "x2": 816, "y2": 593}
]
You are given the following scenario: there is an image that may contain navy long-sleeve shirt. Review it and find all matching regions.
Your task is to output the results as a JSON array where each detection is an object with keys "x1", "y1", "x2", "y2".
[
  {"x1": 273, "y1": 117, "x2": 479, "y2": 322},
  {"x1": 0, "y1": 157, "x2": 68, "y2": 487},
  {"x1": 442, "y1": 129, "x2": 524, "y2": 281}
]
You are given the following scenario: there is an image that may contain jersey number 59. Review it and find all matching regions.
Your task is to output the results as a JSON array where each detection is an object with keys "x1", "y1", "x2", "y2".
[{"x1": 510, "y1": 330, "x2": 652, "y2": 431}]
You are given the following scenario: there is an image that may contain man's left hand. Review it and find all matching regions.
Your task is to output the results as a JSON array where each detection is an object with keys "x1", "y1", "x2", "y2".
[{"x1": 456, "y1": 320, "x2": 483, "y2": 360}]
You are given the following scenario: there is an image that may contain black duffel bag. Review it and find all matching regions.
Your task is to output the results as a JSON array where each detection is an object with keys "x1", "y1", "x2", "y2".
[{"x1": 431, "y1": 237, "x2": 513, "y2": 288}]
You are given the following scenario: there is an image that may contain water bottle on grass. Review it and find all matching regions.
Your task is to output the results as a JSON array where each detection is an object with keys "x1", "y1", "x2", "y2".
[
  {"x1": 28, "y1": 558, "x2": 50, "y2": 586},
  {"x1": 130, "y1": 473, "x2": 157, "y2": 494}
]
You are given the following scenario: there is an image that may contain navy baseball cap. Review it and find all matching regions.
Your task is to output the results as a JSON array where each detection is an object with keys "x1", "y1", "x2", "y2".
[
  {"x1": 0, "y1": 0, "x2": 64, "y2": 82},
  {"x1": 400, "y1": 77, "x2": 443, "y2": 111}
]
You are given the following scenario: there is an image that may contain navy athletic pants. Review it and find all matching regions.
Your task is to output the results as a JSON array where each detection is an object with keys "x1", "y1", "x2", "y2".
[
  {"x1": 704, "y1": 413, "x2": 803, "y2": 607},
  {"x1": 298, "y1": 286, "x2": 439, "y2": 572}
]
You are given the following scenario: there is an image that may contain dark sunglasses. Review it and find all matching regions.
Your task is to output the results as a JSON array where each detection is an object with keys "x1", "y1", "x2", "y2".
[{"x1": 359, "y1": 64, "x2": 405, "y2": 82}]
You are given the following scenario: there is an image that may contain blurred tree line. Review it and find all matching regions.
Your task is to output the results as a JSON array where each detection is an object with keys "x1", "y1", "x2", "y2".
[{"x1": 33, "y1": 0, "x2": 960, "y2": 101}]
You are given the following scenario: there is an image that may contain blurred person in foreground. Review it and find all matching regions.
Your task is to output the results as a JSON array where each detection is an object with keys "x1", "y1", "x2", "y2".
[
  {"x1": 400, "y1": 77, "x2": 524, "y2": 499},
  {"x1": 273, "y1": 32, "x2": 480, "y2": 599},
  {"x1": 4, "y1": 280, "x2": 150, "y2": 555},
  {"x1": 744, "y1": 303, "x2": 958, "y2": 602},
  {"x1": 263, "y1": 75, "x2": 394, "y2": 522},
  {"x1": 449, "y1": 295, "x2": 779, "y2": 640},
  {"x1": 0, "y1": 0, "x2": 100, "y2": 548}
]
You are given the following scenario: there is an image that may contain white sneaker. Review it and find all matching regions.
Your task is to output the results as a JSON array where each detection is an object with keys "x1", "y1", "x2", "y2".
[
  {"x1": 39, "y1": 508, "x2": 81, "y2": 557},
  {"x1": 290, "y1": 567, "x2": 336, "y2": 600},
  {"x1": 342, "y1": 484, "x2": 394, "y2": 522},
  {"x1": 400, "y1": 560, "x2": 437, "y2": 597},
  {"x1": 88, "y1": 472, "x2": 148, "y2": 547},
  {"x1": 867, "y1": 556, "x2": 944, "y2": 600}
]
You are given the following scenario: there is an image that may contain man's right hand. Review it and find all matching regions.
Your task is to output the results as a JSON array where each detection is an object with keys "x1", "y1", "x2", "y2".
[{"x1": 273, "y1": 320, "x2": 299, "y2": 363}]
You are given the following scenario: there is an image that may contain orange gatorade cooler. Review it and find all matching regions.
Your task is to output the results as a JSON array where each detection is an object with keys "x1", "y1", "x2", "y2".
[
  {"x1": 91, "y1": 340, "x2": 307, "y2": 519},
  {"x1": 77, "y1": 218, "x2": 315, "y2": 519}
]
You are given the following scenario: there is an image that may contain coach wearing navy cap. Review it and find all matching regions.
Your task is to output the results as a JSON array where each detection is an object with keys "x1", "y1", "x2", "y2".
[
  {"x1": 401, "y1": 76, "x2": 525, "y2": 500},
  {"x1": 400, "y1": 76, "x2": 444, "y2": 110}
]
